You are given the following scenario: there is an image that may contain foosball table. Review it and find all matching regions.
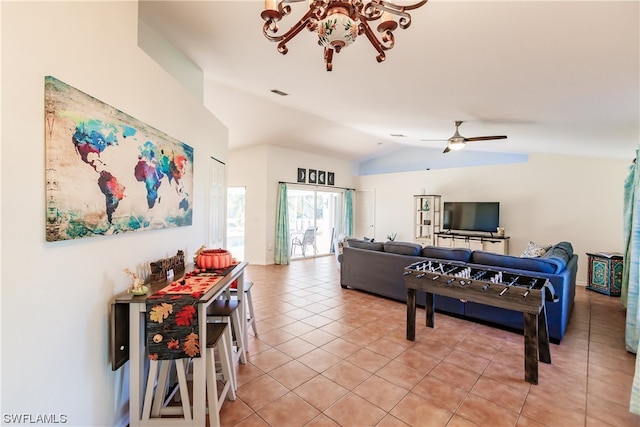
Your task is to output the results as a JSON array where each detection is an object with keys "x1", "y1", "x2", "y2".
[{"x1": 404, "y1": 260, "x2": 558, "y2": 385}]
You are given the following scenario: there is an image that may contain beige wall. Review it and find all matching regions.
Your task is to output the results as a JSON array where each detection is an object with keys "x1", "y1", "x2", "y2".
[
  {"x1": 1, "y1": 2, "x2": 227, "y2": 425},
  {"x1": 356, "y1": 153, "x2": 629, "y2": 285},
  {"x1": 228, "y1": 144, "x2": 357, "y2": 264}
]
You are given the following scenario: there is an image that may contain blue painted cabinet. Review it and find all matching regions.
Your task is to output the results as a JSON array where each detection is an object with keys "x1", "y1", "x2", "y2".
[{"x1": 586, "y1": 252, "x2": 623, "y2": 296}]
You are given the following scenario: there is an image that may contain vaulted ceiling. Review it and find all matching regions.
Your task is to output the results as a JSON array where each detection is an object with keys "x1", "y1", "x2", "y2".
[{"x1": 139, "y1": 1, "x2": 639, "y2": 172}]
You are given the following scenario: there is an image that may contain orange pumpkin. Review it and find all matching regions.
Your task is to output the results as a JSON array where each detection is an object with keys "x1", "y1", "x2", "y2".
[{"x1": 196, "y1": 248, "x2": 232, "y2": 270}]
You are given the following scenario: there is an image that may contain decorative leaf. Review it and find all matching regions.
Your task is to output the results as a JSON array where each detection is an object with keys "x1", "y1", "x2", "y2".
[
  {"x1": 175, "y1": 305, "x2": 196, "y2": 327},
  {"x1": 149, "y1": 303, "x2": 173, "y2": 323},
  {"x1": 183, "y1": 332, "x2": 200, "y2": 357},
  {"x1": 167, "y1": 338, "x2": 179, "y2": 350}
]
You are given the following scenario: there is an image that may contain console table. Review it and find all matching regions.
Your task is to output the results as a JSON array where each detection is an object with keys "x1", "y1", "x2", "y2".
[
  {"x1": 112, "y1": 261, "x2": 248, "y2": 426},
  {"x1": 404, "y1": 260, "x2": 557, "y2": 385}
]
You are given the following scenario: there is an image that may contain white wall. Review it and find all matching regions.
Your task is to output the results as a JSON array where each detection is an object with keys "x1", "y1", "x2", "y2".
[
  {"x1": 1, "y1": 2, "x2": 227, "y2": 426},
  {"x1": 356, "y1": 153, "x2": 629, "y2": 286},
  {"x1": 228, "y1": 144, "x2": 356, "y2": 265}
]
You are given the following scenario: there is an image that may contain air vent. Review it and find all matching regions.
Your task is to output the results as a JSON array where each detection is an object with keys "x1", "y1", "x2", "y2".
[{"x1": 270, "y1": 89, "x2": 289, "y2": 96}]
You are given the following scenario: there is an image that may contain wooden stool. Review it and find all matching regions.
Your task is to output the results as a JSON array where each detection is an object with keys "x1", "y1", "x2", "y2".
[
  {"x1": 207, "y1": 299, "x2": 247, "y2": 387},
  {"x1": 206, "y1": 323, "x2": 236, "y2": 427},
  {"x1": 230, "y1": 281, "x2": 257, "y2": 347},
  {"x1": 142, "y1": 358, "x2": 192, "y2": 422}
]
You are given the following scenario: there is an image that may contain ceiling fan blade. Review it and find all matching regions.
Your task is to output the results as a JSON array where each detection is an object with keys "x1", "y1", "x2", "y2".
[
  {"x1": 420, "y1": 139, "x2": 448, "y2": 142},
  {"x1": 465, "y1": 135, "x2": 508, "y2": 142},
  {"x1": 443, "y1": 146, "x2": 451, "y2": 154}
]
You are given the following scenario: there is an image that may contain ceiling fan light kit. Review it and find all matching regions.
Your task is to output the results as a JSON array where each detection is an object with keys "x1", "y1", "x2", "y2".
[
  {"x1": 261, "y1": 0, "x2": 429, "y2": 71},
  {"x1": 424, "y1": 121, "x2": 508, "y2": 154}
]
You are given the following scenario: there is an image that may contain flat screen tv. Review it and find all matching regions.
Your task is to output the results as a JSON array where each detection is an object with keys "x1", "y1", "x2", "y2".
[{"x1": 442, "y1": 202, "x2": 500, "y2": 233}]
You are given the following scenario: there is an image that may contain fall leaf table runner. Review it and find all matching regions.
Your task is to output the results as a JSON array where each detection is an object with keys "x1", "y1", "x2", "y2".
[{"x1": 145, "y1": 271, "x2": 223, "y2": 360}]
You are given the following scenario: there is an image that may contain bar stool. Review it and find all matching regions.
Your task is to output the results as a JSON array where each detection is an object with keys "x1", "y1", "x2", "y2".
[
  {"x1": 141, "y1": 324, "x2": 236, "y2": 425},
  {"x1": 229, "y1": 281, "x2": 258, "y2": 347},
  {"x1": 207, "y1": 299, "x2": 247, "y2": 388},
  {"x1": 206, "y1": 322, "x2": 236, "y2": 427},
  {"x1": 142, "y1": 358, "x2": 192, "y2": 422}
]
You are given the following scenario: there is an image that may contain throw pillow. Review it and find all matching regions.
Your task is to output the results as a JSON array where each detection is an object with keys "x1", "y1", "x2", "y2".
[{"x1": 521, "y1": 241, "x2": 551, "y2": 257}]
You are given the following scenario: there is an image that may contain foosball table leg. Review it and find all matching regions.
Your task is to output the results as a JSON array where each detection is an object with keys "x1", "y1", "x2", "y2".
[
  {"x1": 406, "y1": 288, "x2": 416, "y2": 341},
  {"x1": 524, "y1": 313, "x2": 539, "y2": 385},
  {"x1": 425, "y1": 292, "x2": 435, "y2": 328},
  {"x1": 538, "y1": 304, "x2": 551, "y2": 364}
]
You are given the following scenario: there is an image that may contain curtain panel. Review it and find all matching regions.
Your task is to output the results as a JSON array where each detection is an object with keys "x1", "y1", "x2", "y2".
[
  {"x1": 345, "y1": 189, "x2": 354, "y2": 237},
  {"x1": 274, "y1": 183, "x2": 290, "y2": 265},
  {"x1": 622, "y1": 150, "x2": 640, "y2": 414}
]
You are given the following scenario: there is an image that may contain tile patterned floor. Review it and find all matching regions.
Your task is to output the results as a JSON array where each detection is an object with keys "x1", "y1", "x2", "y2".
[{"x1": 216, "y1": 256, "x2": 639, "y2": 427}]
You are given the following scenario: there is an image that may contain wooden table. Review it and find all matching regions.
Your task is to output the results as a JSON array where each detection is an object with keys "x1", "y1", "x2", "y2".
[
  {"x1": 113, "y1": 261, "x2": 248, "y2": 426},
  {"x1": 404, "y1": 262, "x2": 556, "y2": 385}
]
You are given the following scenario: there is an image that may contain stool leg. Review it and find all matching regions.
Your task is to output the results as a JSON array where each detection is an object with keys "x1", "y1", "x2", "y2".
[
  {"x1": 222, "y1": 325, "x2": 238, "y2": 391},
  {"x1": 217, "y1": 330, "x2": 237, "y2": 399},
  {"x1": 206, "y1": 347, "x2": 220, "y2": 427},
  {"x1": 230, "y1": 308, "x2": 247, "y2": 364},
  {"x1": 151, "y1": 360, "x2": 171, "y2": 417},
  {"x1": 142, "y1": 360, "x2": 160, "y2": 420},
  {"x1": 174, "y1": 358, "x2": 192, "y2": 420},
  {"x1": 246, "y1": 289, "x2": 257, "y2": 335}
]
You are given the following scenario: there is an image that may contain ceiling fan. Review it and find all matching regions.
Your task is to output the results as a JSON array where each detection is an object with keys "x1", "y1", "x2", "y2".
[{"x1": 422, "y1": 121, "x2": 507, "y2": 153}]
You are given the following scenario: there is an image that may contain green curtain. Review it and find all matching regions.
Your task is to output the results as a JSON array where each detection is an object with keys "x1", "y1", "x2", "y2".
[
  {"x1": 622, "y1": 151, "x2": 640, "y2": 414},
  {"x1": 274, "y1": 183, "x2": 290, "y2": 265},
  {"x1": 345, "y1": 189, "x2": 354, "y2": 237}
]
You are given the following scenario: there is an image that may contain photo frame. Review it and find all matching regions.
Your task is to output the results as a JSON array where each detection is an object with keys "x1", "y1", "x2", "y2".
[
  {"x1": 308, "y1": 169, "x2": 317, "y2": 184},
  {"x1": 327, "y1": 172, "x2": 335, "y2": 186},
  {"x1": 297, "y1": 168, "x2": 306, "y2": 183},
  {"x1": 318, "y1": 171, "x2": 326, "y2": 185}
]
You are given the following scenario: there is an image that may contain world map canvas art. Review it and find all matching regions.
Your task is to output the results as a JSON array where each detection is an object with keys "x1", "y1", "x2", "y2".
[{"x1": 45, "y1": 76, "x2": 194, "y2": 242}]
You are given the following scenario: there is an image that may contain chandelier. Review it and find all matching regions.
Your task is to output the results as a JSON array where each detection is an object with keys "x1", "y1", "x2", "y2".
[{"x1": 261, "y1": 0, "x2": 429, "y2": 71}]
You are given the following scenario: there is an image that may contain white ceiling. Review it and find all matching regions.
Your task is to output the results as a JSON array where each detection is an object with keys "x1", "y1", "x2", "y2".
[{"x1": 139, "y1": 0, "x2": 639, "y2": 167}]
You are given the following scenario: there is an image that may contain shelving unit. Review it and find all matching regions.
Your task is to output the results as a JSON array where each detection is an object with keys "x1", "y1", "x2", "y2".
[{"x1": 414, "y1": 195, "x2": 441, "y2": 246}]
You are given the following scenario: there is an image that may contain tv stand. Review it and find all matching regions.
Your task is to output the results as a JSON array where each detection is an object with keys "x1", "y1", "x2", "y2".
[{"x1": 435, "y1": 232, "x2": 509, "y2": 255}]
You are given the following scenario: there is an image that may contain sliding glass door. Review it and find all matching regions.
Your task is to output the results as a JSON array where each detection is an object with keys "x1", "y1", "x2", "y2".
[{"x1": 288, "y1": 187, "x2": 343, "y2": 259}]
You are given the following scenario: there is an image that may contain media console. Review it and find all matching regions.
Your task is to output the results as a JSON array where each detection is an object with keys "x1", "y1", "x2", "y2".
[{"x1": 435, "y1": 232, "x2": 510, "y2": 255}]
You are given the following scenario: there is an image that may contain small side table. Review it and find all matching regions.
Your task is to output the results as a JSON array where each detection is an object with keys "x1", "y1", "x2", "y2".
[{"x1": 586, "y1": 252, "x2": 623, "y2": 296}]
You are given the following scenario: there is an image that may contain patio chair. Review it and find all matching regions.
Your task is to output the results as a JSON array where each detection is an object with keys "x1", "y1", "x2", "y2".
[{"x1": 291, "y1": 227, "x2": 317, "y2": 257}]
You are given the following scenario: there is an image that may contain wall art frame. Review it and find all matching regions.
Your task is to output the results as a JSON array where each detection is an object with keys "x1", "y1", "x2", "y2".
[
  {"x1": 45, "y1": 76, "x2": 194, "y2": 242},
  {"x1": 297, "y1": 168, "x2": 306, "y2": 183}
]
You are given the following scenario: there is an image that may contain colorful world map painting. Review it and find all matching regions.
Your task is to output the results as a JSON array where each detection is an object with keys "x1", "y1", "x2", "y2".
[{"x1": 45, "y1": 76, "x2": 194, "y2": 242}]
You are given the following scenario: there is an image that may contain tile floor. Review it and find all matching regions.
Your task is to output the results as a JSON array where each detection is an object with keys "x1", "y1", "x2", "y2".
[{"x1": 217, "y1": 256, "x2": 639, "y2": 427}]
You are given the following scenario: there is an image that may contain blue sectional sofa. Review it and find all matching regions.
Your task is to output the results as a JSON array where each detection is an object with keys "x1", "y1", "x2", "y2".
[{"x1": 339, "y1": 240, "x2": 577, "y2": 343}]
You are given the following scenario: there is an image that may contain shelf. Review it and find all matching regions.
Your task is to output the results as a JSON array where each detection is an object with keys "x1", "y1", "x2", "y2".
[{"x1": 413, "y1": 195, "x2": 441, "y2": 246}]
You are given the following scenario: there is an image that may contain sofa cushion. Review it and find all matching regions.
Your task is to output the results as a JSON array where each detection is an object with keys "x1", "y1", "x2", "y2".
[
  {"x1": 346, "y1": 238, "x2": 384, "y2": 251},
  {"x1": 384, "y1": 241, "x2": 422, "y2": 256},
  {"x1": 539, "y1": 241, "x2": 573, "y2": 272},
  {"x1": 421, "y1": 246, "x2": 472, "y2": 262},
  {"x1": 521, "y1": 241, "x2": 551, "y2": 257},
  {"x1": 470, "y1": 251, "x2": 558, "y2": 274}
]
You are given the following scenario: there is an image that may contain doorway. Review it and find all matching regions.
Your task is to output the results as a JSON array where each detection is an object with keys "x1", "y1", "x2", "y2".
[
  {"x1": 226, "y1": 187, "x2": 245, "y2": 260},
  {"x1": 287, "y1": 187, "x2": 343, "y2": 259}
]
